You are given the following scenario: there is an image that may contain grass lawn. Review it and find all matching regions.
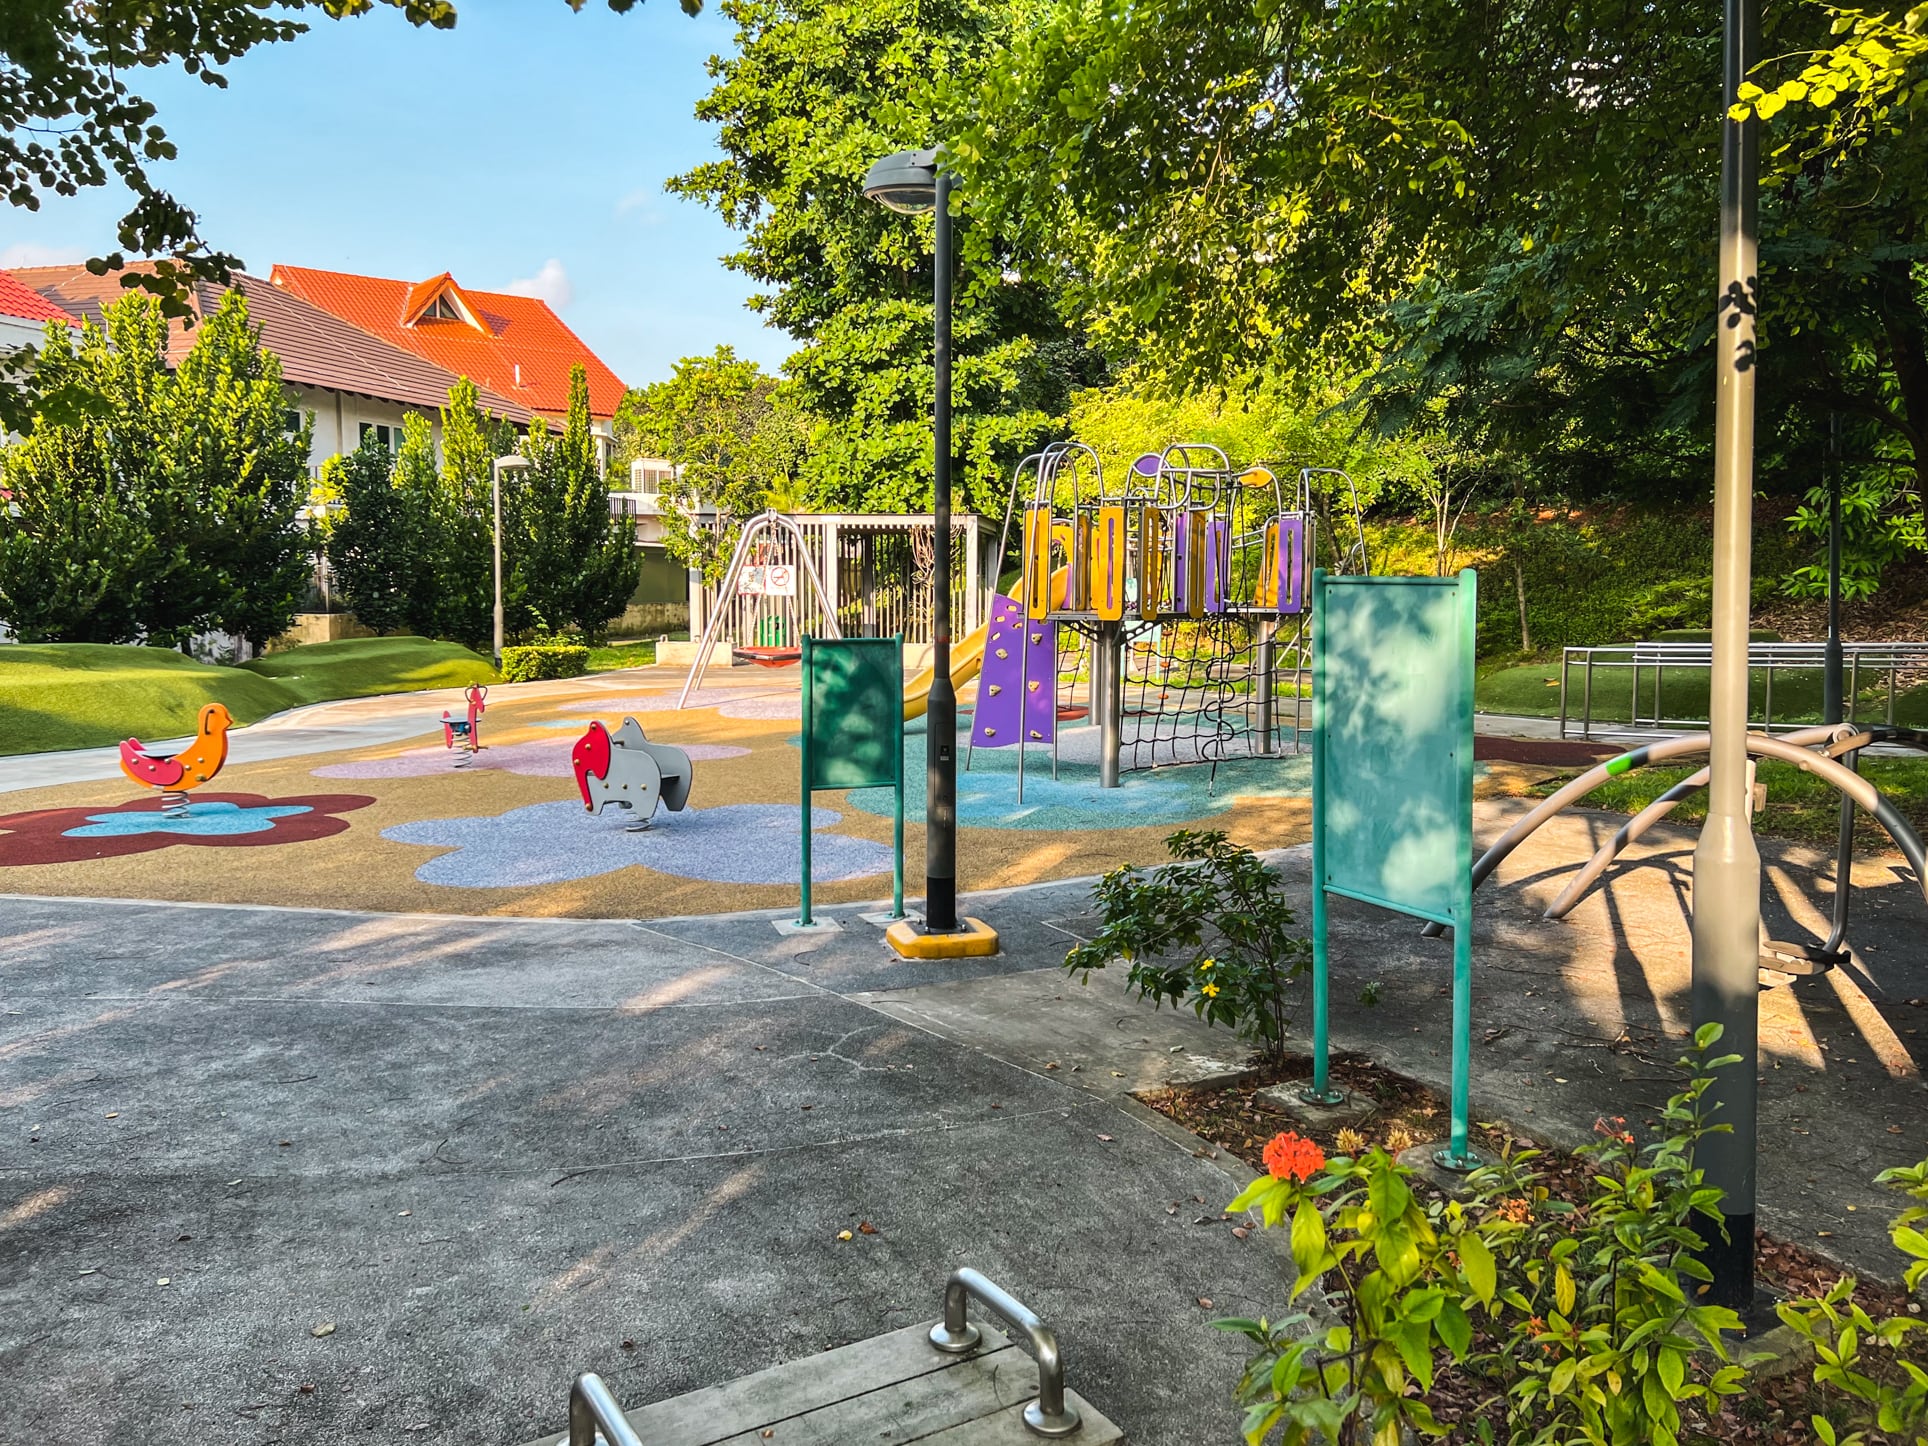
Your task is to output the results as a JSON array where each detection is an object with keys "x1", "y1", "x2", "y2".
[
  {"x1": 585, "y1": 639, "x2": 658, "y2": 672},
  {"x1": 1531, "y1": 756, "x2": 1928, "y2": 852},
  {"x1": 242, "y1": 635, "x2": 496, "y2": 706},
  {"x1": 1478, "y1": 656, "x2": 1928, "y2": 729},
  {"x1": 0, "y1": 637, "x2": 496, "y2": 756}
]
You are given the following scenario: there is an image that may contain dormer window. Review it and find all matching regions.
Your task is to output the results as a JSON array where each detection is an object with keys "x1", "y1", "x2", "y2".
[{"x1": 422, "y1": 296, "x2": 461, "y2": 321}]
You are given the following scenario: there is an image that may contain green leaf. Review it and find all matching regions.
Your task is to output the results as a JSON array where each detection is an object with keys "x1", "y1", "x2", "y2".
[{"x1": 1459, "y1": 1232, "x2": 1496, "y2": 1305}]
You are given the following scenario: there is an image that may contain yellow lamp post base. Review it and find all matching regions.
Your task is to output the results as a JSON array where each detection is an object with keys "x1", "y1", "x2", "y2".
[{"x1": 885, "y1": 917, "x2": 1000, "y2": 959}]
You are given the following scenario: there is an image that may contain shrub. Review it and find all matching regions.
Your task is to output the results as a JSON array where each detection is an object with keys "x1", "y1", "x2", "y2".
[
  {"x1": 500, "y1": 643, "x2": 589, "y2": 682},
  {"x1": 1217, "y1": 1025, "x2": 1754, "y2": 1444},
  {"x1": 1064, "y1": 829, "x2": 1310, "y2": 1061}
]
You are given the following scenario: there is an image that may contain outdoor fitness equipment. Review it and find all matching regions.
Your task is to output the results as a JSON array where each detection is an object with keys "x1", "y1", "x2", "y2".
[
  {"x1": 1305, "y1": 568, "x2": 1483, "y2": 1170},
  {"x1": 440, "y1": 685, "x2": 488, "y2": 766},
  {"x1": 1424, "y1": 724, "x2": 1928, "y2": 976},
  {"x1": 971, "y1": 440, "x2": 1367, "y2": 800},
  {"x1": 570, "y1": 717, "x2": 694, "y2": 829},
  {"x1": 785, "y1": 635, "x2": 912, "y2": 937},
  {"x1": 119, "y1": 702, "x2": 235, "y2": 815}
]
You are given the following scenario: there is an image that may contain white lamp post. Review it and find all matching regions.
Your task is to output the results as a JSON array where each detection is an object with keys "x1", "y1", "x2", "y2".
[{"x1": 491, "y1": 454, "x2": 530, "y2": 667}]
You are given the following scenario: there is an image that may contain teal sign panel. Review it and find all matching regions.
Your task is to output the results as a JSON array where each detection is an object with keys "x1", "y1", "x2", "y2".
[
  {"x1": 805, "y1": 637, "x2": 902, "y2": 791},
  {"x1": 1308, "y1": 569, "x2": 1479, "y2": 1169},
  {"x1": 799, "y1": 636, "x2": 905, "y2": 924}
]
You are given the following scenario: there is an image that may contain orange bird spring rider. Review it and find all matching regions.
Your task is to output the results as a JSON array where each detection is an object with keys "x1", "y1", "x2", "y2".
[{"x1": 119, "y1": 702, "x2": 235, "y2": 815}]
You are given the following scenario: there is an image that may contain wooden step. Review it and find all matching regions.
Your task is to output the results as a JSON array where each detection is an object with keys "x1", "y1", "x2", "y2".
[{"x1": 515, "y1": 1320, "x2": 1125, "y2": 1446}]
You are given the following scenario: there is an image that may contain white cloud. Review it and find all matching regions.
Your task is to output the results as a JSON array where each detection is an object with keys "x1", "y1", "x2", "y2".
[
  {"x1": 502, "y1": 258, "x2": 574, "y2": 310},
  {"x1": 0, "y1": 242, "x2": 84, "y2": 270}
]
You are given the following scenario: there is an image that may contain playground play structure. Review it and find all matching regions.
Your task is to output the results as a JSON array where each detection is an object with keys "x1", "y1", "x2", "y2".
[
  {"x1": 571, "y1": 718, "x2": 694, "y2": 829},
  {"x1": 677, "y1": 448, "x2": 1371, "y2": 801},
  {"x1": 440, "y1": 685, "x2": 488, "y2": 766},
  {"x1": 118, "y1": 702, "x2": 235, "y2": 814}
]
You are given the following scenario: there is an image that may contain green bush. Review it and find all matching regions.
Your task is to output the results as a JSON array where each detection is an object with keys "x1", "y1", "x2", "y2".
[
  {"x1": 1064, "y1": 829, "x2": 1311, "y2": 1062},
  {"x1": 500, "y1": 643, "x2": 589, "y2": 682}
]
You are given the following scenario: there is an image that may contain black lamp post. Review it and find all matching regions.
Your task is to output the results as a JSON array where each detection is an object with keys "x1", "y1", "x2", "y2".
[{"x1": 863, "y1": 146, "x2": 976, "y2": 945}]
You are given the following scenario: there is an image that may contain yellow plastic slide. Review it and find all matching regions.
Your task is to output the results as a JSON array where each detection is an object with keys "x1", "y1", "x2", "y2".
[{"x1": 903, "y1": 622, "x2": 989, "y2": 722}]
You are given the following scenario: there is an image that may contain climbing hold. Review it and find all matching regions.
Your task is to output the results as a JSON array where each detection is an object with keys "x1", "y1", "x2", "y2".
[
  {"x1": 1030, "y1": 632, "x2": 1044, "y2": 645},
  {"x1": 983, "y1": 728, "x2": 997, "y2": 738},
  {"x1": 1029, "y1": 730, "x2": 1044, "y2": 740},
  {"x1": 1028, "y1": 681, "x2": 1041, "y2": 692},
  {"x1": 995, "y1": 649, "x2": 1009, "y2": 660},
  {"x1": 987, "y1": 685, "x2": 1002, "y2": 696}
]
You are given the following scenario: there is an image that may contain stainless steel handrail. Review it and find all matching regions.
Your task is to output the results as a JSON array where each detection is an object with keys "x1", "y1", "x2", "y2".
[
  {"x1": 928, "y1": 1267, "x2": 1082, "y2": 1437},
  {"x1": 568, "y1": 1372, "x2": 645, "y2": 1446}
]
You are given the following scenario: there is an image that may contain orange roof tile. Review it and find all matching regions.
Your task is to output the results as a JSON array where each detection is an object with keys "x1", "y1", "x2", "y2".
[
  {"x1": 271, "y1": 264, "x2": 626, "y2": 420},
  {"x1": 12, "y1": 263, "x2": 532, "y2": 423},
  {"x1": 0, "y1": 268, "x2": 80, "y2": 327}
]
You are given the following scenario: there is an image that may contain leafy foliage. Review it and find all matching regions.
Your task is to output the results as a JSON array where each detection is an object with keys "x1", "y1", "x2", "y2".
[
  {"x1": 0, "y1": 291, "x2": 309, "y2": 648},
  {"x1": 323, "y1": 433, "x2": 419, "y2": 637},
  {"x1": 1063, "y1": 829, "x2": 1310, "y2": 1062},
  {"x1": 669, "y1": 0, "x2": 1105, "y2": 516},
  {"x1": 613, "y1": 346, "x2": 808, "y2": 579},
  {"x1": 500, "y1": 642, "x2": 589, "y2": 682},
  {"x1": 1217, "y1": 1026, "x2": 1753, "y2": 1445},
  {"x1": 505, "y1": 364, "x2": 639, "y2": 643}
]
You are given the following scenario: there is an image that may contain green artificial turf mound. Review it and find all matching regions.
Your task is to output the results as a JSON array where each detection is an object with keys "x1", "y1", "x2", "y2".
[{"x1": 0, "y1": 637, "x2": 497, "y2": 756}]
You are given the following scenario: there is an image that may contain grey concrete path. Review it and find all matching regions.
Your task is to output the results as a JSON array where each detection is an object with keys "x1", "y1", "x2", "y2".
[{"x1": 0, "y1": 894, "x2": 1271, "y2": 1446}]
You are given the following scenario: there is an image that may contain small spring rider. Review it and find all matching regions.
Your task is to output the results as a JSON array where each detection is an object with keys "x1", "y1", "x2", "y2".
[{"x1": 441, "y1": 685, "x2": 487, "y2": 767}]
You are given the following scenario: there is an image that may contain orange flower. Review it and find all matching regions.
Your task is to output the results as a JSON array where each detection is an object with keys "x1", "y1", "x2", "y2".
[{"x1": 1262, "y1": 1131, "x2": 1327, "y2": 1182}]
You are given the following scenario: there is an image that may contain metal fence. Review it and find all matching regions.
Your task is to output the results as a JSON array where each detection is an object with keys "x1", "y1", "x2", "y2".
[{"x1": 1558, "y1": 640, "x2": 1928, "y2": 739}]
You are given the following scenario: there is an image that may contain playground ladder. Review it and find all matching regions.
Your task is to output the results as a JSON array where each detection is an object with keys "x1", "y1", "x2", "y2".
[{"x1": 518, "y1": 1269, "x2": 1123, "y2": 1445}]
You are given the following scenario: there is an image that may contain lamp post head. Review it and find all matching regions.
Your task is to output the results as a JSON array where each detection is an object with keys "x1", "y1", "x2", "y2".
[
  {"x1": 863, "y1": 147, "x2": 942, "y2": 214},
  {"x1": 493, "y1": 454, "x2": 530, "y2": 473}
]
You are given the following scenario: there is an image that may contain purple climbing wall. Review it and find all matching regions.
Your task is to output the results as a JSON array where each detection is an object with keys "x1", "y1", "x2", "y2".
[
  {"x1": 972, "y1": 593, "x2": 1057, "y2": 748},
  {"x1": 1279, "y1": 513, "x2": 1307, "y2": 614}
]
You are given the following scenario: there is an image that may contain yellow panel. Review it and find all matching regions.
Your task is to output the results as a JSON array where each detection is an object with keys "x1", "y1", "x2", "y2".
[
  {"x1": 1069, "y1": 512, "x2": 1091, "y2": 612},
  {"x1": 1091, "y1": 505, "x2": 1126, "y2": 620},
  {"x1": 1140, "y1": 510, "x2": 1164, "y2": 621},
  {"x1": 1024, "y1": 506, "x2": 1053, "y2": 620},
  {"x1": 1256, "y1": 520, "x2": 1279, "y2": 608}
]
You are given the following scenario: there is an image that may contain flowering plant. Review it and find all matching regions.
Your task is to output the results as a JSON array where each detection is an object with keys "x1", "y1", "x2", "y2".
[{"x1": 1064, "y1": 829, "x2": 1309, "y2": 1060}]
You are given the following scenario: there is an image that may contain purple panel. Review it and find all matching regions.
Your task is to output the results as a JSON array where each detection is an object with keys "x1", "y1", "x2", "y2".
[
  {"x1": 1131, "y1": 452, "x2": 1163, "y2": 478},
  {"x1": 1279, "y1": 514, "x2": 1307, "y2": 614},
  {"x1": 972, "y1": 594, "x2": 1058, "y2": 748},
  {"x1": 1204, "y1": 518, "x2": 1228, "y2": 613},
  {"x1": 1170, "y1": 512, "x2": 1189, "y2": 613}
]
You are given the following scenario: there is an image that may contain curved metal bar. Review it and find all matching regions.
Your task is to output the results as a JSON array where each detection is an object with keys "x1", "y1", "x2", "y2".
[
  {"x1": 569, "y1": 1372, "x2": 645, "y2": 1446},
  {"x1": 1546, "y1": 769, "x2": 1709, "y2": 919},
  {"x1": 1419, "y1": 724, "x2": 1850, "y2": 937},
  {"x1": 928, "y1": 1267, "x2": 1081, "y2": 1437}
]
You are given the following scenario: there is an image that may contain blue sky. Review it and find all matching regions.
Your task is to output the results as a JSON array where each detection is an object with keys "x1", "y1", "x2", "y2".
[{"x1": 0, "y1": 1, "x2": 790, "y2": 388}]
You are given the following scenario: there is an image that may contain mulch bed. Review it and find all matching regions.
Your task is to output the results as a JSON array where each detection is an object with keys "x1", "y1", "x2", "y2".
[
  {"x1": 1474, "y1": 735, "x2": 1624, "y2": 768},
  {"x1": 1140, "y1": 1051, "x2": 1922, "y2": 1444}
]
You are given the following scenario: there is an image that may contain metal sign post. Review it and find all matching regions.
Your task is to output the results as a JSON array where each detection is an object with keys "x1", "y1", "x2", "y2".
[
  {"x1": 795, "y1": 636, "x2": 905, "y2": 930},
  {"x1": 1304, "y1": 568, "x2": 1481, "y2": 1168}
]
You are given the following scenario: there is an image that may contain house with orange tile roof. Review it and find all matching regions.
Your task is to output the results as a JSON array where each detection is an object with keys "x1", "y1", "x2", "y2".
[
  {"x1": 270, "y1": 265, "x2": 627, "y2": 468},
  {"x1": 14, "y1": 263, "x2": 534, "y2": 474},
  {"x1": 0, "y1": 268, "x2": 80, "y2": 356}
]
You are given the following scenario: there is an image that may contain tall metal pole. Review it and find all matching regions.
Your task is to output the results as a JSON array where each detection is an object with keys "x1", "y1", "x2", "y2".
[
  {"x1": 925, "y1": 170, "x2": 959, "y2": 933},
  {"x1": 492, "y1": 463, "x2": 505, "y2": 668},
  {"x1": 1693, "y1": 0, "x2": 1762, "y2": 1312},
  {"x1": 1824, "y1": 413, "x2": 1844, "y2": 725}
]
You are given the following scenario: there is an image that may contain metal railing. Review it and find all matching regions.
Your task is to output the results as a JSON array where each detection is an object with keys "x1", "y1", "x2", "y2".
[
  {"x1": 928, "y1": 1267, "x2": 1082, "y2": 1438},
  {"x1": 1559, "y1": 640, "x2": 1928, "y2": 739},
  {"x1": 554, "y1": 1268, "x2": 1083, "y2": 1444}
]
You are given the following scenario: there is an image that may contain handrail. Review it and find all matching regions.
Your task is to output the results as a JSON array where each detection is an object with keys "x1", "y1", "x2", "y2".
[
  {"x1": 928, "y1": 1267, "x2": 1082, "y2": 1438},
  {"x1": 569, "y1": 1372, "x2": 645, "y2": 1446}
]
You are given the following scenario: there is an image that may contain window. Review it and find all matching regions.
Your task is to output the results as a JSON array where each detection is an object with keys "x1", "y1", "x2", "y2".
[
  {"x1": 424, "y1": 295, "x2": 461, "y2": 321},
  {"x1": 282, "y1": 408, "x2": 304, "y2": 436},
  {"x1": 359, "y1": 422, "x2": 399, "y2": 452}
]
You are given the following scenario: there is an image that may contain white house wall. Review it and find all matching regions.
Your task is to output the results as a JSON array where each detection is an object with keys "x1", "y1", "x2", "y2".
[{"x1": 288, "y1": 384, "x2": 440, "y2": 473}]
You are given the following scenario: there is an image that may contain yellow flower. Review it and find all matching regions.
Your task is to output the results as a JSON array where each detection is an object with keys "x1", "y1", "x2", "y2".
[
  {"x1": 1199, "y1": 958, "x2": 1216, "y2": 971},
  {"x1": 1200, "y1": 982, "x2": 1220, "y2": 999}
]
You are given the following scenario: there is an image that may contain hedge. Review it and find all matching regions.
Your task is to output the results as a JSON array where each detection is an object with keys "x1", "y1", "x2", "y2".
[{"x1": 500, "y1": 643, "x2": 589, "y2": 682}]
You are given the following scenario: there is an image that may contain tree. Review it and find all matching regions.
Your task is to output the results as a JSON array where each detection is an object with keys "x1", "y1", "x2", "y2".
[
  {"x1": 507, "y1": 365, "x2": 638, "y2": 640},
  {"x1": 435, "y1": 377, "x2": 515, "y2": 650},
  {"x1": 945, "y1": 2, "x2": 1928, "y2": 585},
  {"x1": 613, "y1": 346, "x2": 808, "y2": 578},
  {"x1": 0, "y1": 322, "x2": 163, "y2": 642},
  {"x1": 324, "y1": 434, "x2": 416, "y2": 636},
  {"x1": 161, "y1": 290, "x2": 313, "y2": 649},
  {"x1": 667, "y1": 0, "x2": 1105, "y2": 517}
]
